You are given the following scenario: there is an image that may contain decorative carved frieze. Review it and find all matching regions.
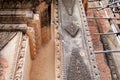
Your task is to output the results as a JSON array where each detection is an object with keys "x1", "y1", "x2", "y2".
[
  {"x1": 0, "y1": 24, "x2": 27, "y2": 33},
  {"x1": 14, "y1": 35, "x2": 30, "y2": 80},
  {"x1": 0, "y1": 0, "x2": 40, "y2": 9}
]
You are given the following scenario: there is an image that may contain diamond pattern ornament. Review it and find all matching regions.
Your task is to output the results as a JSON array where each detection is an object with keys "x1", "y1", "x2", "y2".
[
  {"x1": 64, "y1": 23, "x2": 79, "y2": 37},
  {"x1": 62, "y1": 0, "x2": 75, "y2": 16}
]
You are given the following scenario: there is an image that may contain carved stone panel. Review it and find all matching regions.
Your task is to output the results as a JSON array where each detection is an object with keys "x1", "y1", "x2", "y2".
[
  {"x1": 68, "y1": 48, "x2": 91, "y2": 80},
  {"x1": 64, "y1": 23, "x2": 79, "y2": 37}
]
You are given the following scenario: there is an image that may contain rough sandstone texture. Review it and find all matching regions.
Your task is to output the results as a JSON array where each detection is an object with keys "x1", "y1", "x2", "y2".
[{"x1": 87, "y1": 2, "x2": 112, "y2": 80}]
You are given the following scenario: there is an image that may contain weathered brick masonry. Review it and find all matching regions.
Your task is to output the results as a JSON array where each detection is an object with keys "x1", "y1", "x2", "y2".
[{"x1": 87, "y1": 2, "x2": 112, "y2": 80}]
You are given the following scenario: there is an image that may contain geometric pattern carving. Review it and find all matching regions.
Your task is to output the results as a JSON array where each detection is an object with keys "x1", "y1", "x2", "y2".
[{"x1": 64, "y1": 23, "x2": 79, "y2": 37}]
